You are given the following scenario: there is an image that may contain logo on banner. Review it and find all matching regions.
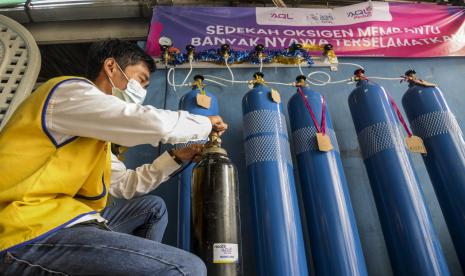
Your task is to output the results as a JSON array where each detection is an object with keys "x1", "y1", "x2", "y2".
[
  {"x1": 271, "y1": 12, "x2": 294, "y2": 20},
  {"x1": 306, "y1": 12, "x2": 334, "y2": 24},
  {"x1": 347, "y1": 6, "x2": 373, "y2": 19},
  {"x1": 307, "y1": 13, "x2": 319, "y2": 22},
  {"x1": 319, "y1": 13, "x2": 335, "y2": 24}
]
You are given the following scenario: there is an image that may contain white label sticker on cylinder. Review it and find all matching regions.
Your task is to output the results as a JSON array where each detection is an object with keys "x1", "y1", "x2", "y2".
[{"x1": 213, "y1": 243, "x2": 238, "y2": 264}]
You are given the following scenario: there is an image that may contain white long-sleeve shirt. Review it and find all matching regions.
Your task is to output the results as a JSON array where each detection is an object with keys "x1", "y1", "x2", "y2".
[
  {"x1": 46, "y1": 80, "x2": 211, "y2": 147},
  {"x1": 109, "y1": 152, "x2": 181, "y2": 199},
  {"x1": 43, "y1": 79, "x2": 212, "y2": 225}
]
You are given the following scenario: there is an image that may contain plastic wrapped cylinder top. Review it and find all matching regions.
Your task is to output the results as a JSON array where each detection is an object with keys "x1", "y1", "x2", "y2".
[
  {"x1": 402, "y1": 69, "x2": 465, "y2": 272},
  {"x1": 242, "y1": 72, "x2": 308, "y2": 276},
  {"x1": 191, "y1": 134, "x2": 242, "y2": 276},
  {"x1": 348, "y1": 69, "x2": 449, "y2": 276},
  {"x1": 177, "y1": 75, "x2": 219, "y2": 251},
  {"x1": 288, "y1": 76, "x2": 367, "y2": 276}
]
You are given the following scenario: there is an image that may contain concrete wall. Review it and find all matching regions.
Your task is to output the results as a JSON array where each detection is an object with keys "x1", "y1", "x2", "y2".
[{"x1": 124, "y1": 57, "x2": 465, "y2": 276}]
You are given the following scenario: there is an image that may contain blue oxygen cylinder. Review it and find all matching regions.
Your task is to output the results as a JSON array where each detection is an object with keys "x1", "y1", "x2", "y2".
[
  {"x1": 242, "y1": 72, "x2": 308, "y2": 276},
  {"x1": 288, "y1": 76, "x2": 367, "y2": 276},
  {"x1": 348, "y1": 70, "x2": 450, "y2": 276},
  {"x1": 177, "y1": 75, "x2": 219, "y2": 251},
  {"x1": 401, "y1": 70, "x2": 465, "y2": 272}
]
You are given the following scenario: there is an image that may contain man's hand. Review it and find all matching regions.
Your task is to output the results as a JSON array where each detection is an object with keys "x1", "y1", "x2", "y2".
[
  {"x1": 208, "y1": 115, "x2": 228, "y2": 136},
  {"x1": 173, "y1": 144, "x2": 204, "y2": 162}
]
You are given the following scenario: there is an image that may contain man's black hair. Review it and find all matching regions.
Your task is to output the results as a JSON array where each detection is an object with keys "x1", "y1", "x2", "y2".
[{"x1": 86, "y1": 39, "x2": 155, "y2": 81}]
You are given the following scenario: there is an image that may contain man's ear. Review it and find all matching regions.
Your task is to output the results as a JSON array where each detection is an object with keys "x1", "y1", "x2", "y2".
[{"x1": 103, "y1": 58, "x2": 117, "y2": 78}]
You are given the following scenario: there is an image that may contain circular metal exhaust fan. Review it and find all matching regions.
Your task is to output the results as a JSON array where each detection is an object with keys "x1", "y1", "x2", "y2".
[{"x1": 0, "y1": 14, "x2": 40, "y2": 130}]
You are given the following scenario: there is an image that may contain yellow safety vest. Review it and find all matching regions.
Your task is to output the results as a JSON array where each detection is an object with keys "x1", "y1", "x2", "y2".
[{"x1": 0, "y1": 76, "x2": 111, "y2": 252}]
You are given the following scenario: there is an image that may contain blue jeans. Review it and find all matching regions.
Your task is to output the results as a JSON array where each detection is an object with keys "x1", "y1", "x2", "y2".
[
  {"x1": 102, "y1": 195, "x2": 168, "y2": 242},
  {"x1": 0, "y1": 195, "x2": 206, "y2": 276}
]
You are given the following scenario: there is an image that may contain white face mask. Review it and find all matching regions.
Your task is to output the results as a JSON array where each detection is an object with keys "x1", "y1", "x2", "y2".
[{"x1": 107, "y1": 63, "x2": 147, "y2": 104}]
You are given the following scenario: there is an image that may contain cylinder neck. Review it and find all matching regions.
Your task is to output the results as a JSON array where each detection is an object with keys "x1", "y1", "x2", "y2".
[
  {"x1": 253, "y1": 82, "x2": 267, "y2": 89},
  {"x1": 203, "y1": 134, "x2": 228, "y2": 156},
  {"x1": 356, "y1": 79, "x2": 369, "y2": 87},
  {"x1": 192, "y1": 79, "x2": 206, "y2": 93},
  {"x1": 295, "y1": 81, "x2": 307, "y2": 88}
]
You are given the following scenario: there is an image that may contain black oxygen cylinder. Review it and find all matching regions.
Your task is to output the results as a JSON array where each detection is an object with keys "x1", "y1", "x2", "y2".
[{"x1": 191, "y1": 135, "x2": 243, "y2": 276}]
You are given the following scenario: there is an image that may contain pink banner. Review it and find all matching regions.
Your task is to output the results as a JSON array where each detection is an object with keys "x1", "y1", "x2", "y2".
[{"x1": 147, "y1": 2, "x2": 465, "y2": 57}]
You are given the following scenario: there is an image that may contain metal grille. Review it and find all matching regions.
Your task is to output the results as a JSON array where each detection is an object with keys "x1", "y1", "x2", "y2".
[
  {"x1": 0, "y1": 15, "x2": 41, "y2": 130},
  {"x1": 357, "y1": 122, "x2": 405, "y2": 159},
  {"x1": 243, "y1": 109, "x2": 288, "y2": 138},
  {"x1": 244, "y1": 135, "x2": 293, "y2": 166},
  {"x1": 411, "y1": 111, "x2": 463, "y2": 140},
  {"x1": 292, "y1": 126, "x2": 340, "y2": 154}
]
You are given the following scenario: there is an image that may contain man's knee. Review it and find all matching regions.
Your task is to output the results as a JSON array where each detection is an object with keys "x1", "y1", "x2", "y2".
[
  {"x1": 181, "y1": 252, "x2": 207, "y2": 276},
  {"x1": 141, "y1": 194, "x2": 167, "y2": 221}
]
